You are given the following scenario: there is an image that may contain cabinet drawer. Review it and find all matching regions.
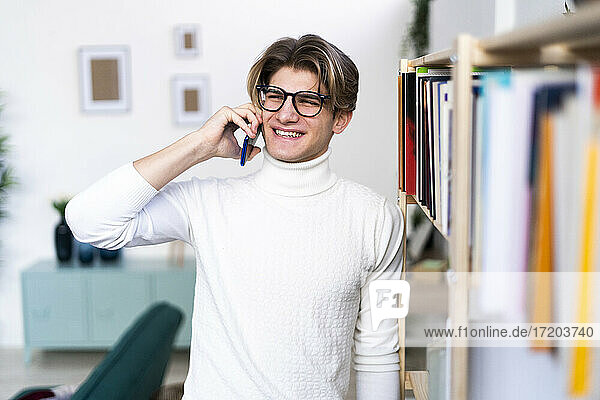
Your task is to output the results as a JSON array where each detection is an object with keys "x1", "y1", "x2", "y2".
[
  {"x1": 23, "y1": 274, "x2": 86, "y2": 344},
  {"x1": 89, "y1": 274, "x2": 151, "y2": 343}
]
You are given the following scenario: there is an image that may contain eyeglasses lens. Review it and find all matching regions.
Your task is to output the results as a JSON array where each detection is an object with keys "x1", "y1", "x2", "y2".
[{"x1": 258, "y1": 87, "x2": 322, "y2": 117}]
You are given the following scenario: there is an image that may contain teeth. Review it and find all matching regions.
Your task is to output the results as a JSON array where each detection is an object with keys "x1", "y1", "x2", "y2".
[{"x1": 275, "y1": 129, "x2": 304, "y2": 138}]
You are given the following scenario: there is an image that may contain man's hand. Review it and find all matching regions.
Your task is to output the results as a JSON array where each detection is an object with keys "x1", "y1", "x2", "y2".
[{"x1": 195, "y1": 103, "x2": 263, "y2": 162}]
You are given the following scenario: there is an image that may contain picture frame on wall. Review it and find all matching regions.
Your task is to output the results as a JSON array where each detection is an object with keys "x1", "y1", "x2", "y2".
[
  {"x1": 171, "y1": 74, "x2": 210, "y2": 126},
  {"x1": 174, "y1": 24, "x2": 201, "y2": 57},
  {"x1": 78, "y1": 45, "x2": 131, "y2": 112}
]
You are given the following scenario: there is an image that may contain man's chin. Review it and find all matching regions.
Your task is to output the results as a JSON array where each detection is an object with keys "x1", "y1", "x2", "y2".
[
  {"x1": 265, "y1": 144, "x2": 306, "y2": 163},
  {"x1": 265, "y1": 142, "x2": 330, "y2": 163}
]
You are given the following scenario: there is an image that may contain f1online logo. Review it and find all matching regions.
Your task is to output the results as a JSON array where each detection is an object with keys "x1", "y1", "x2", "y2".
[{"x1": 368, "y1": 280, "x2": 411, "y2": 331}]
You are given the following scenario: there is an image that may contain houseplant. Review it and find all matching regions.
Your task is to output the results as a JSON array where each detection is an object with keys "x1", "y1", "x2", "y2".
[
  {"x1": 0, "y1": 94, "x2": 18, "y2": 256},
  {"x1": 401, "y1": 0, "x2": 431, "y2": 59}
]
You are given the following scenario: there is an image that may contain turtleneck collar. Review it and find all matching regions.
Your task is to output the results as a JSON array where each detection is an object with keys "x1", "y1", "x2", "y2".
[{"x1": 252, "y1": 145, "x2": 338, "y2": 197}]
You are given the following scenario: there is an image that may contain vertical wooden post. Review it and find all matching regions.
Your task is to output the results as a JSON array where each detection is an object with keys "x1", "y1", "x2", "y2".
[
  {"x1": 449, "y1": 34, "x2": 473, "y2": 400},
  {"x1": 169, "y1": 240, "x2": 185, "y2": 267},
  {"x1": 398, "y1": 58, "x2": 409, "y2": 400},
  {"x1": 398, "y1": 189, "x2": 407, "y2": 400}
]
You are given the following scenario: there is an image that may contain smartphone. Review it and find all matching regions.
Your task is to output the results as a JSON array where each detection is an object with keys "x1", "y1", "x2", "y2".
[{"x1": 240, "y1": 124, "x2": 263, "y2": 166}]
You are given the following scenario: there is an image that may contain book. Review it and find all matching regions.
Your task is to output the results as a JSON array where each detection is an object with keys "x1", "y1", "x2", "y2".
[
  {"x1": 399, "y1": 73, "x2": 405, "y2": 191},
  {"x1": 404, "y1": 71, "x2": 417, "y2": 195}
]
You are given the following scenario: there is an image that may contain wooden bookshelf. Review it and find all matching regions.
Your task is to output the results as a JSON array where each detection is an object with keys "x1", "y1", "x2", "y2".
[
  {"x1": 401, "y1": 193, "x2": 445, "y2": 239},
  {"x1": 396, "y1": 3, "x2": 600, "y2": 399}
]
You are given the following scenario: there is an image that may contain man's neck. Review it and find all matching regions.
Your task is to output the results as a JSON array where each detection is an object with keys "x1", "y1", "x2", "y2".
[{"x1": 252, "y1": 146, "x2": 337, "y2": 197}]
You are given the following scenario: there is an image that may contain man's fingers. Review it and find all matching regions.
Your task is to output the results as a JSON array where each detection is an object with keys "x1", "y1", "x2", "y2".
[
  {"x1": 228, "y1": 109, "x2": 254, "y2": 137},
  {"x1": 233, "y1": 108, "x2": 261, "y2": 137},
  {"x1": 237, "y1": 107, "x2": 262, "y2": 130},
  {"x1": 234, "y1": 103, "x2": 263, "y2": 126}
]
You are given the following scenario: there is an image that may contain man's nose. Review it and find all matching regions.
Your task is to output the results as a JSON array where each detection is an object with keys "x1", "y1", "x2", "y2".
[{"x1": 275, "y1": 95, "x2": 300, "y2": 122}]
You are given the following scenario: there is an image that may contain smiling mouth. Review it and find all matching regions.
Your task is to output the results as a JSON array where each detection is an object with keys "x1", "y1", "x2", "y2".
[{"x1": 274, "y1": 129, "x2": 305, "y2": 138}]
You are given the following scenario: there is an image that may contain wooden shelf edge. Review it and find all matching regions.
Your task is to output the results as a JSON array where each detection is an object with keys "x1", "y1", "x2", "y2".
[
  {"x1": 472, "y1": 41, "x2": 600, "y2": 66},
  {"x1": 408, "y1": 48, "x2": 454, "y2": 67},
  {"x1": 405, "y1": 371, "x2": 429, "y2": 399},
  {"x1": 398, "y1": 192, "x2": 417, "y2": 204}
]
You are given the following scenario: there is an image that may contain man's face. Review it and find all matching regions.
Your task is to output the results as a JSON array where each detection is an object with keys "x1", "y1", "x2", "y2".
[{"x1": 260, "y1": 66, "x2": 352, "y2": 163}]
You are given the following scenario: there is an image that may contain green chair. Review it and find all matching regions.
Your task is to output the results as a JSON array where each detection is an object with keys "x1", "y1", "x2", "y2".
[{"x1": 10, "y1": 301, "x2": 184, "y2": 400}]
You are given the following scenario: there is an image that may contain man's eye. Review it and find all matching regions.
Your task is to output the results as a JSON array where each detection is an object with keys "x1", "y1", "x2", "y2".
[{"x1": 298, "y1": 98, "x2": 320, "y2": 106}]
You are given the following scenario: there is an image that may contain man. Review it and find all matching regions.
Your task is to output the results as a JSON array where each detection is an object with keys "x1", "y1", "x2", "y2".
[{"x1": 66, "y1": 34, "x2": 404, "y2": 399}]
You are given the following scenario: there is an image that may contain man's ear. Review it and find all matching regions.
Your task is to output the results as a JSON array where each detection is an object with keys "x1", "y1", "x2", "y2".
[
  {"x1": 332, "y1": 110, "x2": 353, "y2": 135},
  {"x1": 256, "y1": 103, "x2": 264, "y2": 122}
]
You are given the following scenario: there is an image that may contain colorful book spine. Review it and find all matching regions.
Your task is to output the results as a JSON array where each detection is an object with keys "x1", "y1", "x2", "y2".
[
  {"x1": 405, "y1": 72, "x2": 417, "y2": 195},
  {"x1": 569, "y1": 68, "x2": 600, "y2": 397}
]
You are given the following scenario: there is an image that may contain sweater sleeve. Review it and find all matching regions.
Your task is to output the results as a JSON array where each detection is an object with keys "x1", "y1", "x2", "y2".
[
  {"x1": 356, "y1": 370, "x2": 401, "y2": 400},
  {"x1": 353, "y1": 197, "x2": 404, "y2": 374},
  {"x1": 65, "y1": 161, "x2": 195, "y2": 250}
]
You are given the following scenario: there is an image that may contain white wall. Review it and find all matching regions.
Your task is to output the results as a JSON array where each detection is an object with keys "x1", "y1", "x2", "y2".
[
  {"x1": 429, "y1": 0, "x2": 496, "y2": 53},
  {"x1": 429, "y1": 0, "x2": 573, "y2": 53},
  {"x1": 0, "y1": 1, "x2": 411, "y2": 346},
  {"x1": 514, "y1": 0, "x2": 573, "y2": 28}
]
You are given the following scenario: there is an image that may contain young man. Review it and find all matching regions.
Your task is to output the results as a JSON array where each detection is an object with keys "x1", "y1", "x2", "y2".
[{"x1": 66, "y1": 34, "x2": 404, "y2": 400}]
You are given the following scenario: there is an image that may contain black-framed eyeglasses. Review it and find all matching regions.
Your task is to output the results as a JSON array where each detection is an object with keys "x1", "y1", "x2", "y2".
[{"x1": 256, "y1": 85, "x2": 331, "y2": 117}]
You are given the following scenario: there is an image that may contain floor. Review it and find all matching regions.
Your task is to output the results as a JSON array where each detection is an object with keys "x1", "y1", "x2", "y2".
[{"x1": 0, "y1": 347, "x2": 364, "y2": 399}]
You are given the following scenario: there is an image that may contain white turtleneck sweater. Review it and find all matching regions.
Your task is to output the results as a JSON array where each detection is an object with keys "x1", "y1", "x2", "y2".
[{"x1": 65, "y1": 146, "x2": 404, "y2": 400}]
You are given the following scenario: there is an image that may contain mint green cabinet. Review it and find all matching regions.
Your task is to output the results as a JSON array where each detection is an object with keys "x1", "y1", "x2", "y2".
[
  {"x1": 23, "y1": 274, "x2": 87, "y2": 344},
  {"x1": 154, "y1": 272, "x2": 195, "y2": 347},
  {"x1": 89, "y1": 274, "x2": 152, "y2": 343},
  {"x1": 21, "y1": 258, "x2": 196, "y2": 365}
]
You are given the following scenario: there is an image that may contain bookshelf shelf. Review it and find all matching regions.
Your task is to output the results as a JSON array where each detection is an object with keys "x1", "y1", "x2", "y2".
[
  {"x1": 396, "y1": 3, "x2": 600, "y2": 399},
  {"x1": 407, "y1": 48, "x2": 454, "y2": 68},
  {"x1": 413, "y1": 195, "x2": 446, "y2": 240}
]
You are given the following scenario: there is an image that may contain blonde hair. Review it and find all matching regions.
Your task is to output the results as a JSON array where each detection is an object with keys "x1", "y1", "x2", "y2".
[{"x1": 246, "y1": 34, "x2": 359, "y2": 115}]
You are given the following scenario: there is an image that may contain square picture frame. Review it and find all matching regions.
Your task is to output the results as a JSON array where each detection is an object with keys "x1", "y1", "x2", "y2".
[
  {"x1": 171, "y1": 74, "x2": 210, "y2": 126},
  {"x1": 174, "y1": 24, "x2": 201, "y2": 57},
  {"x1": 78, "y1": 45, "x2": 131, "y2": 113}
]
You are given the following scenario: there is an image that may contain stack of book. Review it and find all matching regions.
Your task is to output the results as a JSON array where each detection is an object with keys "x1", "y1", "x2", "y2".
[{"x1": 399, "y1": 66, "x2": 599, "y2": 277}]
